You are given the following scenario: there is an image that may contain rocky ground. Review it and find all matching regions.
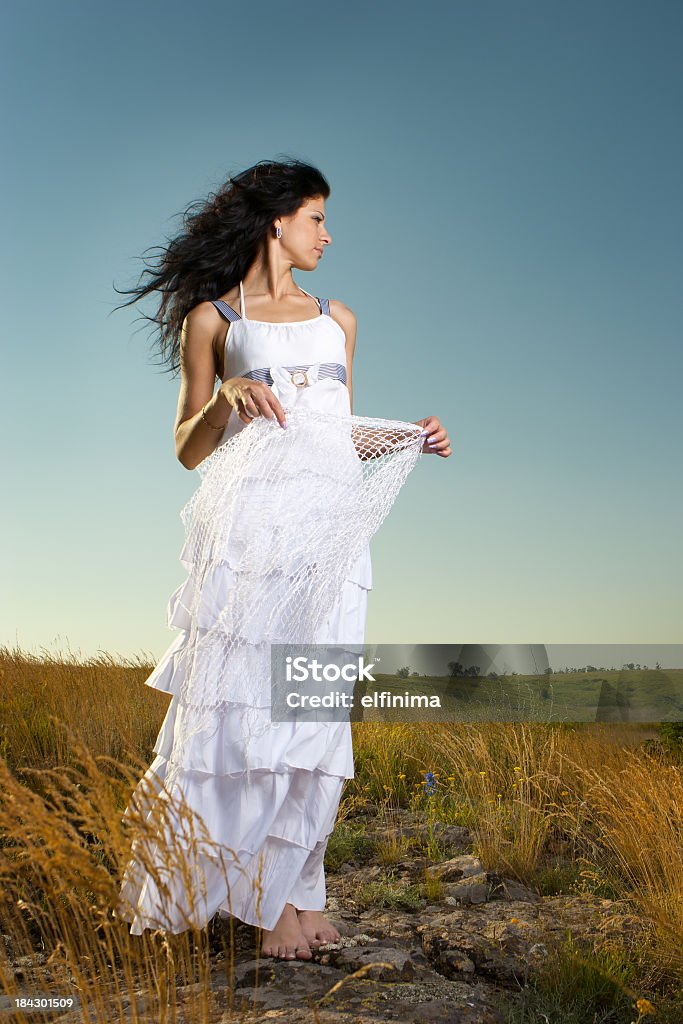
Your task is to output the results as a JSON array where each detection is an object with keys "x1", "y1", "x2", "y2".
[{"x1": 4, "y1": 809, "x2": 646, "y2": 1023}]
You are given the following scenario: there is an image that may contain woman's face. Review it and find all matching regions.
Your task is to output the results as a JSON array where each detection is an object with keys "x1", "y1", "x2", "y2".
[{"x1": 279, "y1": 196, "x2": 331, "y2": 269}]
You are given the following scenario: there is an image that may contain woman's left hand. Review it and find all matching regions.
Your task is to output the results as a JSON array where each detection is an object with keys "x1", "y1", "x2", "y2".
[{"x1": 414, "y1": 416, "x2": 452, "y2": 457}]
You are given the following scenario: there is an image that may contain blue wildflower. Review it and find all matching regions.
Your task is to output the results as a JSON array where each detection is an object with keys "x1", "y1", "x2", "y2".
[{"x1": 424, "y1": 771, "x2": 437, "y2": 796}]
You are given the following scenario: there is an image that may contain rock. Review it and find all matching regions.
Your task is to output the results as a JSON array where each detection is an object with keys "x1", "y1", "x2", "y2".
[
  {"x1": 427, "y1": 854, "x2": 484, "y2": 882},
  {"x1": 360, "y1": 911, "x2": 415, "y2": 942},
  {"x1": 328, "y1": 944, "x2": 428, "y2": 982},
  {"x1": 438, "y1": 948, "x2": 477, "y2": 975},
  {"x1": 442, "y1": 872, "x2": 491, "y2": 905},
  {"x1": 418, "y1": 914, "x2": 529, "y2": 987},
  {"x1": 489, "y1": 876, "x2": 541, "y2": 903}
]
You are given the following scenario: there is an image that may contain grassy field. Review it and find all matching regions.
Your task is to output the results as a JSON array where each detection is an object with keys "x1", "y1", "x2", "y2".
[{"x1": 1, "y1": 643, "x2": 682, "y2": 1022}]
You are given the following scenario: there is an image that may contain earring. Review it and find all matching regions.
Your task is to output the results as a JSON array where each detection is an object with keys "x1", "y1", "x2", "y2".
[{"x1": 276, "y1": 226, "x2": 282, "y2": 238}]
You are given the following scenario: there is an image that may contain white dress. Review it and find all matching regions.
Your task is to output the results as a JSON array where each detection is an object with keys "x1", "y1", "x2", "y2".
[{"x1": 115, "y1": 282, "x2": 373, "y2": 935}]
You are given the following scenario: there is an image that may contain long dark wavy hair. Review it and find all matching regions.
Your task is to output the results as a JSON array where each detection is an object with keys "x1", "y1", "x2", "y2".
[{"x1": 112, "y1": 157, "x2": 331, "y2": 376}]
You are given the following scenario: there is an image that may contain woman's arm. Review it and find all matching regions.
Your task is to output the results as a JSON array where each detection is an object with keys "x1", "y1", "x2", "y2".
[
  {"x1": 174, "y1": 304, "x2": 233, "y2": 470},
  {"x1": 174, "y1": 304, "x2": 289, "y2": 470}
]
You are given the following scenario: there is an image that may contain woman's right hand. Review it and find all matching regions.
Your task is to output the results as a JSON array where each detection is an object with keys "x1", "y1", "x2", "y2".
[{"x1": 219, "y1": 377, "x2": 288, "y2": 429}]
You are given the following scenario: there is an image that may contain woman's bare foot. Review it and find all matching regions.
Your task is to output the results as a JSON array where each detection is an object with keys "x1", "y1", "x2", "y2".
[
  {"x1": 259, "y1": 902, "x2": 312, "y2": 960},
  {"x1": 296, "y1": 909, "x2": 341, "y2": 947}
]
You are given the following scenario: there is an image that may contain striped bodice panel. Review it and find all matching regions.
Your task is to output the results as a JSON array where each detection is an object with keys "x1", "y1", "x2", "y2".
[{"x1": 242, "y1": 362, "x2": 347, "y2": 386}]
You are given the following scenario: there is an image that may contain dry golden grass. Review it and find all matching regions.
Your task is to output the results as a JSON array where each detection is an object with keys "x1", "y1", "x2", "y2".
[
  {"x1": 0, "y1": 645, "x2": 284, "y2": 1020},
  {"x1": 1, "y1": 643, "x2": 682, "y2": 1019}
]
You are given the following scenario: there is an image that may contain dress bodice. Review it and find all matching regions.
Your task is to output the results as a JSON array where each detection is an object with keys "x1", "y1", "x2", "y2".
[
  {"x1": 210, "y1": 280, "x2": 372, "y2": 590},
  {"x1": 212, "y1": 280, "x2": 350, "y2": 445}
]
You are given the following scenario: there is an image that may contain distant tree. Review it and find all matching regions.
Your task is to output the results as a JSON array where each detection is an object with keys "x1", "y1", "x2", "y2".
[
  {"x1": 448, "y1": 661, "x2": 464, "y2": 678},
  {"x1": 658, "y1": 721, "x2": 683, "y2": 753},
  {"x1": 397, "y1": 666, "x2": 410, "y2": 679}
]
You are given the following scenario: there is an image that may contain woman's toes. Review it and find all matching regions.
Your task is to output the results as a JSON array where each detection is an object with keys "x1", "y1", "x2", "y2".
[{"x1": 297, "y1": 910, "x2": 342, "y2": 947}]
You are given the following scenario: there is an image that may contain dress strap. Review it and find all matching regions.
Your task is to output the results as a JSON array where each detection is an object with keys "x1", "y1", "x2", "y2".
[
  {"x1": 298, "y1": 285, "x2": 330, "y2": 316},
  {"x1": 211, "y1": 299, "x2": 241, "y2": 322},
  {"x1": 239, "y1": 280, "x2": 247, "y2": 320}
]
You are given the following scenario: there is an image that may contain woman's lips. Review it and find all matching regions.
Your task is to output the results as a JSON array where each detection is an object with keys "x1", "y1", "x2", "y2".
[{"x1": 314, "y1": 248, "x2": 323, "y2": 256}]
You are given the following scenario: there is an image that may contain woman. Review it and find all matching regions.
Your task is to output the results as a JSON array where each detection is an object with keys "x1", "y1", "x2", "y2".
[{"x1": 113, "y1": 158, "x2": 451, "y2": 960}]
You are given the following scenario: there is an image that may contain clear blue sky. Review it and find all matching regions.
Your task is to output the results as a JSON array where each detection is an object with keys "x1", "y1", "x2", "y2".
[{"x1": 2, "y1": 0, "x2": 682, "y2": 668}]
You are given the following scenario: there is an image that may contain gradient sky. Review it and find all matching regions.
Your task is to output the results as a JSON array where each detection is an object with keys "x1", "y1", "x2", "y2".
[{"x1": 2, "y1": 0, "x2": 682, "y2": 669}]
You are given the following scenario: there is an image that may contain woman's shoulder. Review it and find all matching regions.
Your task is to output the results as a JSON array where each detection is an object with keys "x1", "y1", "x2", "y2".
[
  {"x1": 182, "y1": 298, "x2": 230, "y2": 343},
  {"x1": 184, "y1": 298, "x2": 233, "y2": 324},
  {"x1": 328, "y1": 299, "x2": 356, "y2": 341},
  {"x1": 181, "y1": 301, "x2": 232, "y2": 380}
]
